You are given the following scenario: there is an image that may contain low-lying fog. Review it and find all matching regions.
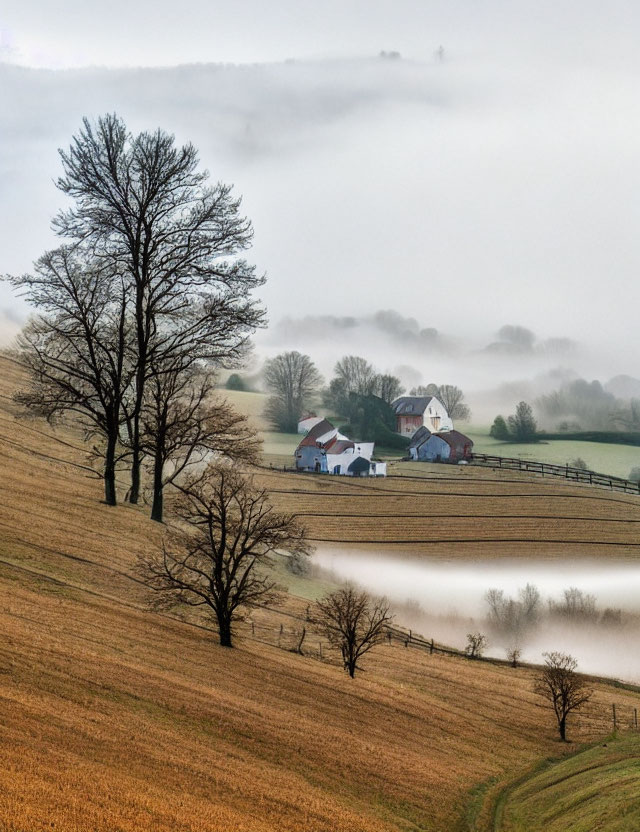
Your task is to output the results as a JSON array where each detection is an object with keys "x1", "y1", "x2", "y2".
[{"x1": 314, "y1": 547, "x2": 640, "y2": 683}]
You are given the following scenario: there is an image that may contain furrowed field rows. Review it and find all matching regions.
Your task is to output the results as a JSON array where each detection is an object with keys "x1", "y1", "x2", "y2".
[
  {"x1": 253, "y1": 470, "x2": 640, "y2": 553},
  {"x1": 255, "y1": 468, "x2": 640, "y2": 505},
  {"x1": 2, "y1": 354, "x2": 640, "y2": 831}
]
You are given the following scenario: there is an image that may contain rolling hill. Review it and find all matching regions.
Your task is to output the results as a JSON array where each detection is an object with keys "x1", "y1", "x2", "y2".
[{"x1": 1, "y1": 353, "x2": 640, "y2": 831}]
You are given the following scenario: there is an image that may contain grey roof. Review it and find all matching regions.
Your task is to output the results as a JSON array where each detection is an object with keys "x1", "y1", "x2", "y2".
[
  {"x1": 408, "y1": 425, "x2": 432, "y2": 448},
  {"x1": 348, "y1": 456, "x2": 371, "y2": 473},
  {"x1": 391, "y1": 396, "x2": 434, "y2": 415}
]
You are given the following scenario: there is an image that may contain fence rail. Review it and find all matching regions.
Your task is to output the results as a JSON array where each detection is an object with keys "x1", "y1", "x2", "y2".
[{"x1": 470, "y1": 453, "x2": 640, "y2": 495}]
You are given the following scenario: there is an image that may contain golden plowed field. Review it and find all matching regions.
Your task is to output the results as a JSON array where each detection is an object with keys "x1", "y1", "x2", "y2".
[
  {"x1": 255, "y1": 468, "x2": 640, "y2": 559},
  {"x1": 1, "y1": 354, "x2": 640, "y2": 831}
]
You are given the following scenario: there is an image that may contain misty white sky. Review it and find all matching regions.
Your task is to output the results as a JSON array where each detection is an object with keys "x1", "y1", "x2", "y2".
[{"x1": 1, "y1": 1, "x2": 639, "y2": 379}]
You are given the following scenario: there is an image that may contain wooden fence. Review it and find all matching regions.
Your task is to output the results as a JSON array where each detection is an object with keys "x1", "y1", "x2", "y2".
[{"x1": 471, "y1": 453, "x2": 640, "y2": 495}]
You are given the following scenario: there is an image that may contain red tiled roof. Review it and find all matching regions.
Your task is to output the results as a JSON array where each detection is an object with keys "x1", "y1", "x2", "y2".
[
  {"x1": 298, "y1": 419, "x2": 335, "y2": 448},
  {"x1": 436, "y1": 430, "x2": 473, "y2": 450},
  {"x1": 325, "y1": 439, "x2": 355, "y2": 454}
]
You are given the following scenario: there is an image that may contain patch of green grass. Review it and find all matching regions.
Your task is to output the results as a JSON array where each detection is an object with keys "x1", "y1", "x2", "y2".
[
  {"x1": 261, "y1": 431, "x2": 299, "y2": 458},
  {"x1": 497, "y1": 734, "x2": 640, "y2": 832},
  {"x1": 270, "y1": 554, "x2": 338, "y2": 602},
  {"x1": 465, "y1": 426, "x2": 640, "y2": 480}
]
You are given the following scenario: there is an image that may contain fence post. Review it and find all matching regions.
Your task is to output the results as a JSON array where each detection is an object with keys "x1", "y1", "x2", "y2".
[
  {"x1": 635, "y1": 708, "x2": 638, "y2": 730},
  {"x1": 251, "y1": 621, "x2": 255, "y2": 635},
  {"x1": 612, "y1": 703, "x2": 617, "y2": 731},
  {"x1": 430, "y1": 638, "x2": 434, "y2": 654},
  {"x1": 387, "y1": 631, "x2": 392, "y2": 645},
  {"x1": 409, "y1": 629, "x2": 412, "y2": 643}
]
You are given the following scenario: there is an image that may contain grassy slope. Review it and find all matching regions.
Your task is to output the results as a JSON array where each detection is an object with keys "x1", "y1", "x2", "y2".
[
  {"x1": 495, "y1": 734, "x2": 640, "y2": 831},
  {"x1": 464, "y1": 427, "x2": 640, "y2": 481},
  {"x1": 2, "y1": 355, "x2": 640, "y2": 831}
]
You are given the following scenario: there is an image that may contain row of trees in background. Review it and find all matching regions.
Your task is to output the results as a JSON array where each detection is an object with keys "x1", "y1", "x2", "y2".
[
  {"x1": 7, "y1": 114, "x2": 264, "y2": 521},
  {"x1": 261, "y1": 349, "x2": 471, "y2": 441},
  {"x1": 485, "y1": 583, "x2": 624, "y2": 642}
]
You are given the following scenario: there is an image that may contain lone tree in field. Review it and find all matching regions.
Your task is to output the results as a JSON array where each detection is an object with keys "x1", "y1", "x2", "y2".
[
  {"x1": 466, "y1": 632, "x2": 488, "y2": 659},
  {"x1": 534, "y1": 652, "x2": 592, "y2": 741},
  {"x1": 315, "y1": 586, "x2": 393, "y2": 678},
  {"x1": 139, "y1": 465, "x2": 311, "y2": 646},
  {"x1": 508, "y1": 401, "x2": 538, "y2": 442},
  {"x1": 263, "y1": 351, "x2": 323, "y2": 432}
]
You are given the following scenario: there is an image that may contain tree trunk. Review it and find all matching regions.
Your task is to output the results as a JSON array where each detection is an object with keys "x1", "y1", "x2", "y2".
[
  {"x1": 104, "y1": 431, "x2": 118, "y2": 506},
  {"x1": 218, "y1": 615, "x2": 233, "y2": 648},
  {"x1": 129, "y1": 420, "x2": 141, "y2": 504},
  {"x1": 150, "y1": 447, "x2": 164, "y2": 523},
  {"x1": 559, "y1": 716, "x2": 567, "y2": 741}
]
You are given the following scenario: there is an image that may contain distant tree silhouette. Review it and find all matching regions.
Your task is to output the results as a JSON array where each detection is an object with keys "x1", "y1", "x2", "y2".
[{"x1": 263, "y1": 351, "x2": 322, "y2": 432}]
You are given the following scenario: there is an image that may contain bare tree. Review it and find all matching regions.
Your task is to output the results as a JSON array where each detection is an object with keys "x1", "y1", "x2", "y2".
[
  {"x1": 466, "y1": 632, "x2": 488, "y2": 658},
  {"x1": 435, "y1": 384, "x2": 471, "y2": 421},
  {"x1": 315, "y1": 586, "x2": 393, "y2": 678},
  {"x1": 506, "y1": 646, "x2": 522, "y2": 668},
  {"x1": 53, "y1": 114, "x2": 264, "y2": 504},
  {"x1": 139, "y1": 466, "x2": 311, "y2": 646},
  {"x1": 375, "y1": 373, "x2": 404, "y2": 404},
  {"x1": 548, "y1": 588, "x2": 598, "y2": 623},
  {"x1": 334, "y1": 355, "x2": 378, "y2": 396},
  {"x1": 9, "y1": 248, "x2": 133, "y2": 506},
  {"x1": 263, "y1": 351, "x2": 323, "y2": 432},
  {"x1": 140, "y1": 366, "x2": 260, "y2": 522},
  {"x1": 485, "y1": 583, "x2": 540, "y2": 639},
  {"x1": 534, "y1": 652, "x2": 592, "y2": 741}
]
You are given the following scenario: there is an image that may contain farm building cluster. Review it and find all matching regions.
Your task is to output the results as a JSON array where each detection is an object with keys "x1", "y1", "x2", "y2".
[
  {"x1": 294, "y1": 418, "x2": 387, "y2": 477},
  {"x1": 294, "y1": 395, "x2": 473, "y2": 476}
]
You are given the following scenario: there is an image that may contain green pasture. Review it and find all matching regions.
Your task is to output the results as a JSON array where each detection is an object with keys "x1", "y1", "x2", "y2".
[
  {"x1": 495, "y1": 734, "x2": 640, "y2": 832},
  {"x1": 217, "y1": 386, "x2": 640, "y2": 480},
  {"x1": 464, "y1": 426, "x2": 640, "y2": 480}
]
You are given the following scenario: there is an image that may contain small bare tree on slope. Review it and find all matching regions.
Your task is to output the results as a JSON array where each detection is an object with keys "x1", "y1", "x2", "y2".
[
  {"x1": 315, "y1": 586, "x2": 392, "y2": 678},
  {"x1": 534, "y1": 652, "x2": 592, "y2": 741},
  {"x1": 139, "y1": 465, "x2": 311, "y2": 647}
]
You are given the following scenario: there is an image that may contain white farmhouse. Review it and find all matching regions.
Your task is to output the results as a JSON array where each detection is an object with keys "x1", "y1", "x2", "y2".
[
  {"x1": 391, "y1": 396, "x2": 454, "y2": 437},
  {"x1": 294, "y1": 419, "x2": 386, "y2": 476}
]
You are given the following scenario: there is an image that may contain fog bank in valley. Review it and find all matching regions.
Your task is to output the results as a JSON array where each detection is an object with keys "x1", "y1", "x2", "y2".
[
  {"x1": 1, "y1": 17, "x2": 640, "y2": 372},
  {"x1": 313, "y1": 548, "x2": 640, "y2": 684}
]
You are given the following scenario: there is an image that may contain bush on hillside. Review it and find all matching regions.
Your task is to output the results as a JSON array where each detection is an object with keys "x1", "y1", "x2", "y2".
[{"x1": 226, "y1": 373, "x2": 247, "y2": 391}]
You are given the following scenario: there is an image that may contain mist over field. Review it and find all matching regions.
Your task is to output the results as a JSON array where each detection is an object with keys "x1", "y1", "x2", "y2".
[
  {"x1": 314, "y1": 548, "x2": 640, "y2": 683},
  {"x1": 1, "y1": 10, "x2": 640, "y2": 384}
]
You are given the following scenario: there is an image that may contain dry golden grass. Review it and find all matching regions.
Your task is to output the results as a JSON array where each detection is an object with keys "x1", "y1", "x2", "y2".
[
  {"x1": 1, "y1": 354, "x2": 640, "y2": 831},
  {"x1": 254, "y1": 467, "x2": 640, "y2": 560}
]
